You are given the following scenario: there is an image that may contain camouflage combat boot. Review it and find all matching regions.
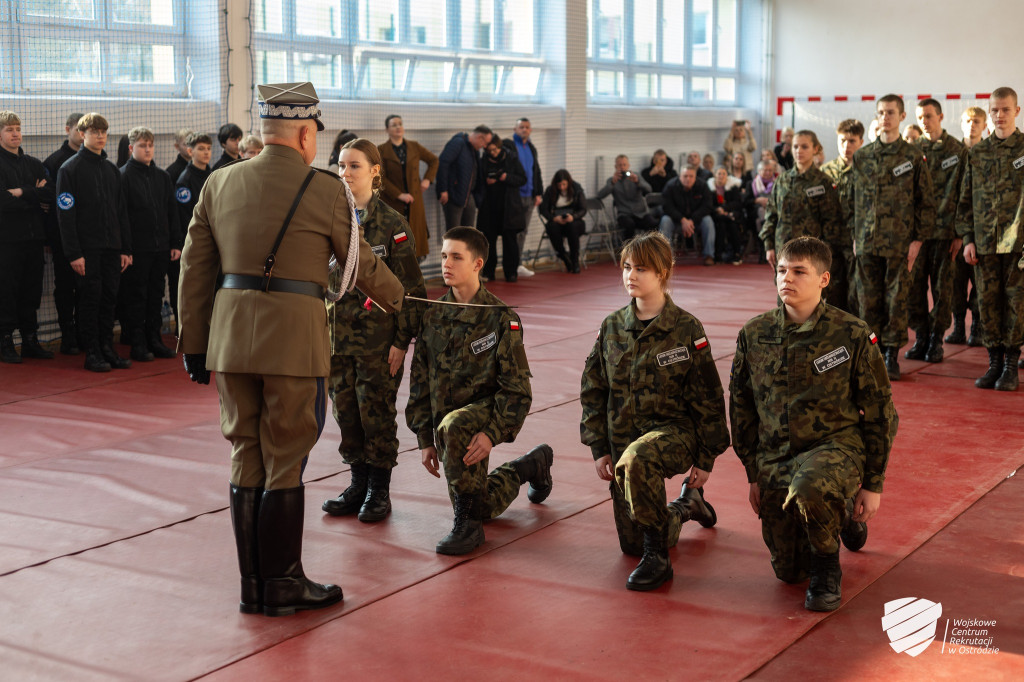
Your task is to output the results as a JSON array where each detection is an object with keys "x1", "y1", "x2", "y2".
[
  {"x1": 975, "y1": 347, "x2": 1004, "y2": 389},
  {"x1": 626, "y1": 527, "x2": 673, "y2": 592},
  {"x1": 436, "y1": 493, "x2": 484, "y2": 555},
  {"x1": 804, "y1": 551, "x2": 842, "y2": 612},
  {"x1": 839, "y1": 498, "x2": 868, "y2": 551},
  {"x1": 322, "y1": 461, "x2": 368, "y2": 516},
  {"x1": 995, "y1": 347, "x2": 1020, "y2": 392},
  {"x1": 358, "y1": 465, "x2": 392, "y2": 522},
  {"x1": 668, "y1": 481, "x2": 717, "y2": 528},
  {"x1": 904, "y1": 327, "x2": 929, "y2": 360},
  {"x1": 510, "y1": 443, "x2": 553, "y2": 504},
  {"x1": 944, "y1": 316, "x2": 966, "y2": 345}
]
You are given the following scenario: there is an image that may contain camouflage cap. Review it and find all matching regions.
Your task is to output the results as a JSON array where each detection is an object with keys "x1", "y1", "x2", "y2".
[{"x1": 256, "y1": 82, "x2": 324, "y2": 131}]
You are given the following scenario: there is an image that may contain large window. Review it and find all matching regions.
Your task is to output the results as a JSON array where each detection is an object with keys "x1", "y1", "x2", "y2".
[
  {"x1": 253, "y1": 0, "x2": 543, "y2": 102},
  {"x1": 588, "y1": 0, "x2": 739, "y2": 105},
  {"x1": 1, "y1": 0, "x2": 186, "y2": 96}
]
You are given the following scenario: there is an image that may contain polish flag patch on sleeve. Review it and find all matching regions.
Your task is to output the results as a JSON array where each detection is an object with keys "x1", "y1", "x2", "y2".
[
  {"x1": 510, "y1": 320, "x2": 521, "y2": 331},
  {"x1": 393, "y1": 231, "x2": 408, "y2": 243},
  {"x1": 869, "y1": 332, "x2": 878, "y2": 345},
  {"x1": 694, "y1": 336, "x2": 709, "y2": 350}
]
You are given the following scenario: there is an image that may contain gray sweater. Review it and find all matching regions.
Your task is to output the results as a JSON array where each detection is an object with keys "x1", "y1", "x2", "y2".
[{"x1": 596, "y1": 174, "x2": 652, "y2": 218}]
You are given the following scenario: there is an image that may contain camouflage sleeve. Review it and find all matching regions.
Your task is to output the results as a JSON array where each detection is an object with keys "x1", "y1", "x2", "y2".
[
  {"x1": 840, "y1": 171, "x2": 855, "y2": 237},
  {"x1": 955, "y1": 156, "x2": 974, "y2": 244},
  {"x1": 405, "y1": 336, "x2": 435, "y2": 449},
  {"x1": 913, "y1": 154, "x2": 937, "y2": 242},
  {"x1": 683, "y1": 326, "x2": 730, "y2": 471},
  {"x1": 853, "y1": 335, "x2": 898, "y2": 493},
  {"x1": 391, "y1": 231, "x2": 427, "y2": 350},
  {"x1": 480, "y1": 316, "x2": 533, "y2": 447},
  {"x1": 759, "y1": 182, "x2": 781, "y2": 250},
  {"x1": 728, "y1": 330, "x2": 760, "y2": 484},
  {"x1": 819, "y1": 181, "x2": 844, "y2": 247},
  {"x1": 579, "y1": 331, "x2": 611, "y2": 460}
]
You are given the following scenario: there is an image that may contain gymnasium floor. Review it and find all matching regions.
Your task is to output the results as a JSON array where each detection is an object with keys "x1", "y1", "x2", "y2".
[{"x1": 1, "y1": 259, "x2": 1021, "y2": 681}]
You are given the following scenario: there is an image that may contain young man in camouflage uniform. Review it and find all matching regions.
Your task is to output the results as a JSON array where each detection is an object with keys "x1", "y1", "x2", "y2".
[
  {"x1": 822, "y1": 119, "x2": 865, "y2": 315},
  {"x1": 581, "y1": 232, "x2": 728, "y2": 591},
  {"x1": 406, "y1": 227, "x2": 552, "y2": 555},
  {"x1": 848, "y1": 95, "x2": 936, "y2": 380},
  {"x1": 730, "y1": 237, "x2": 898, "y2": 612},
  {"x1": 905, "y1": 99, "x2": 968, "y2": 364},
  {"x1": 957, "y1": 87, "x2": 1024, "y2": 391}
]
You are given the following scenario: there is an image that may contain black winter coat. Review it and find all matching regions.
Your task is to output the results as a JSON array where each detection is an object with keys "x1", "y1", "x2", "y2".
[
  {"x1": 474, "y1": 140, "x2": 528, "y2": 234},
  {"x1": 0, "y1": 146, "x2": 51, "y2": 244},
  {"x1": 56, "y1": 147, "x2": 131, "y2": 260},
  {"x1": 120, "y1": 158, "x2": 182, "y2": 253}
]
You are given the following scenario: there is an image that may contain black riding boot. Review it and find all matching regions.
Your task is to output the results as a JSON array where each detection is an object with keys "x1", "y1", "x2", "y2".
[
  {"x1": 510, "y1": 443, "x2": 553, "y2": 504},
  {"x1": 804, "y1": 551, "x2": 842, "y2": 612},
  {"x1": 975, "y1": 347, "x2": 1004, "y2": 389},
  {"x1": 229, "y1": 484, "x2": 263, "y2": 614},
  {"x1": 358, "y1": 465, "x2": 392, "y2": 522},
  {"x1": 626, "y1": 527, "x2": 673, "y2": 591},
  {"x1": 322, "y1": 461, "x2": 368, "y2": 516},
  {"x1": 259, "y1": 487, "x2": 343, "y2": 617},
  {"x1": 435, "y1": 493, "x2": 484, "y2": 555}
]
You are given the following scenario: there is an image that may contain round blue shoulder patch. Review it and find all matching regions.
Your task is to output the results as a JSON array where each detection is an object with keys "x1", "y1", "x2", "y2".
[
  {"x1": 176, "y1": 187, "x2": 192, "y2": 203},
  {"x1": 57, "y1": 192, "x2": 75, "y2": 210}
]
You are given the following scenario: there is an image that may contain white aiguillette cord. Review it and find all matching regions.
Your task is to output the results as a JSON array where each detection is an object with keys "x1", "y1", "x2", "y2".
[{"x1": 325, "y1": 180, "x2": 361, "y2": 302}]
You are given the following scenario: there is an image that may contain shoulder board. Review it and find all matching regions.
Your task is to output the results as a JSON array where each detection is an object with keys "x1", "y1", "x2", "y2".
[
  {"x1": 313, "y1": 166, "x2": 342, "y2": 180},
  {"x1": 211, "y1": 157, "x2": 246, "y2": 173}
]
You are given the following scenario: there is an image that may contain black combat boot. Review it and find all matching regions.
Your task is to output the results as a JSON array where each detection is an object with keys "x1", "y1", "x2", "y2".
[
  {"x1": 668, "y1": 481, "x2": 717, "y2": 528},
  {"x1": 995, "y1": 347, "x2": 1020, "y2": 392},
  {"x1": 839, "y1": 498, "x2": 868, "y2": 552},
  {"x1": 804, "y1": 551, "x2": 842, "y2": 612},
  {"x1": 229, "y1": 484, "x2": 262, "y2": 614},
  {"x1": 510, "y1": 443, "x2": 553, "y2": 504},
  {"x1": 20, "y1": 333, "x2": 54, "y2": 359},
  {"x1": 358, "y1": 466, "x2": 392, "y2": 522},
  {"x1": 322, "y1": 461, "x2": 368, "y2": 516},
  {"x1": 944, "y1": 316, "x2": 966, "y2": 344},
  {"x1": 59, "y1": 324, "x2": 81, "y2": 355},
  {"x1": 966, "y1": 317, "x2": 983, "y2": 347},
  {"x1": 101, "y1": 344, "x2": 132, "y2": 369},
  {"x1": 258, "y1": 486, "x2": 344, "y2": 617},
  {"x1": 904, "y1": 328, "x2": 929, "y2": 360},
  {"x1": 883, "y1": 346, "x2": 901, "y2": 381},
  {"x1": 129, "y1": 329, "x2": 154, "y2": 362},
  {"x1": 435, "y1": 493, "x2": 484, "y2": 555},
  {"x1": 924, "y1": 332, "x2": 944, "y2": 363},
  {"x1": 83, "y1": 348, "x2": 112, "y2": 373},
  {"x1": 147, "y1": 330, "x2": 175, "y2": 359},
  {"x1": 1, "y1": 334, "x2": 22, "y2": 364},
  {"x1": 975, "y1": 347, "x2": 1004, "y2": 389},
  {"x1": 626, "y1": 527, "x2": 673, "y2": 591}
]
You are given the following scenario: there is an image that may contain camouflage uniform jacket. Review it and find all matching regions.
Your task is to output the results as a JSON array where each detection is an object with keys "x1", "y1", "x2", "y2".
[
  {"x1": 406, "y1": 285, "x2": 532, "y2": 450},
  {"x1": 580, "y1": 296, "x2": 730, "y2": 472},
  {"x1": 327, "y1": 194, "x2": 426, "y2": 355},
  {"x1": 849, "y1": 137, "x2": 936, "y2": 258},
  {"x1": 916, "y1": 131, "x2": 967, "y2": 240},
  {"x1": 760, "y1": 165, "x2": 843, "y2": 252},
  {"x1": 729, "y1": 302, "x2": 898, "y2": 493},
  {"x1": 956, "y1": 129, "x2": 1024, "y2": 255},
  {"x1": 821, "y1": 156, "x2": 855, "y2": 249}
]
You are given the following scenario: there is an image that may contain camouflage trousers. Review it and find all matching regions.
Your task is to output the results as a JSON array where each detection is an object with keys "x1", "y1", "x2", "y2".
[
  {"x1": 974, "y1": 253, "x2": 1024, "y2": 349},
  {"x1": 907, "y1": 239, "x2": 954, "y2": 335},
  {"x1": 610, "y1": 427, "x2": 696, "y2": 556},
  {"x1": 857, "y1": 253, "x2": 911, "y2": 348},
  {"x1": 435, "y1": 404, "x2": 522, "y2": 519},
  {"x1": 758, "y1": 447, "x2": 860, "y2": 583},
  {"x1": 825, "y1": 245, "x2": 858, "y2": 315},
  {"x1": 950, "y1": 249, "x2": 979, "y2": 320},
  {"x1": 328, "y1": 352, "x2": 402, "y2": 470}
]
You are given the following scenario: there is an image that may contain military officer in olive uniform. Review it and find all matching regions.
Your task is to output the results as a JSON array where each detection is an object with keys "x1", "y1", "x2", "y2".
[
  {"x1": 730, "y1": 236, "x2": 898, "y2": 612},
  {"x1": 848, "y1": 95, "x2": 936, "y2": 381},
  {"x1": 322, "y1": 138, "x2": 427, "y2": 522},
  {"x1": 177, "y1": 82, "x2": 405, "y2": 617},
  {"x1": 957, "y1": 86, "x2": 1024, "y2": 391},
  {"x1": 581, "y1": 232, "x2": 728, "y2": 592},
  {"x1": 406, "y1": 227, "x2": 552, "y2": 556}
]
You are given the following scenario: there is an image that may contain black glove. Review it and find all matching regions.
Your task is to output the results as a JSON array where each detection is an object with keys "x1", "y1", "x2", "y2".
[{"x1": 183, "y1": 353, "x2": 210, "y2": 385}]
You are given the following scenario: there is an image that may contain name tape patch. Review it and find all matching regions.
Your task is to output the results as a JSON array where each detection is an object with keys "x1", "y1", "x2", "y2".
[
  {"x1": 371, "y1": 244, "x2": 387, "y2": 258},
  {"x1": 813, "y1": 346, "x2": 851, "y2": 374},
  {"x1": 805, "y1": 185, "x2": 826, "y2": 198},
  {"x1": 471, "y1": 331, "x2": 497, "y2": 355},
  {"x1": 892, "y1": 161, "x2": 913, "y2": 177},
  {"x1": 176, "y1": 187, "x2": 192, "y2": 203},
  {"x1": 57, "y1": 192, "x2": 74, "y2": 210},
  {"x1": 941, "y1": 155, "x2": 959, "y2": 170},
  {"x1": 759, "y1": 335, "x2": 783, "y2": 345},
  {"x1": 657, "y1": 346, "x2": 691, "y2": 367},
  {"x1": 1014, "y1": 155, "x2": 1024, "y2": 171}
]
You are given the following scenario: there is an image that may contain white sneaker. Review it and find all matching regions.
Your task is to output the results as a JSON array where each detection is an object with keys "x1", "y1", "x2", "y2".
[{"x1": 517, "y1": 265, "x2": 535, "y2": 277}]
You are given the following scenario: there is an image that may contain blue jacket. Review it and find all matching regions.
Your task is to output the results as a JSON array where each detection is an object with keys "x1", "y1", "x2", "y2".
[{"x1": 436, "y1": 133, "x2": 479, "y2": 208}]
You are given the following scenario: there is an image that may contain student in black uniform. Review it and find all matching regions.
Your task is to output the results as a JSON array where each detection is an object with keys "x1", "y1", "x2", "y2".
[
  {"x1": 120, "y1": 127, "x2": 181, "y2": 362},
  {"x1": 170, "y1": 132, "x2": 213, "y2": 331},
  {"x1": 212, "y1": 123, "x2": 243, "y2": 171},
  {"x1": 56, "y1": 112, "x2": 133, "y2": 372},
  {"x1": 165, "y1": 128, "x2": 193, "y2": 185}
]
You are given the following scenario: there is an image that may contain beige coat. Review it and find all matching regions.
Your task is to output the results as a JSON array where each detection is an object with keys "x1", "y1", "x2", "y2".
[
  {"x1": 378, "y1": 138, "x2": 438, "y2": 259},
  {"x1": 178, "y1": 144, "x2": 404, "y2": 377}
]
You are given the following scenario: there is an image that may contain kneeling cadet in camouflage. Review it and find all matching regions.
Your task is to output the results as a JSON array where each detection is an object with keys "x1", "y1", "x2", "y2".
[
  {"x1": 729, "y1": 236, "x2": 898, "y2": 612},
  {"x1": 581, "y1": 232, "x2": 729, "y2": 591},
  {"x1": 406, "y1": 227, "x2": 553, "y2": 555}
]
